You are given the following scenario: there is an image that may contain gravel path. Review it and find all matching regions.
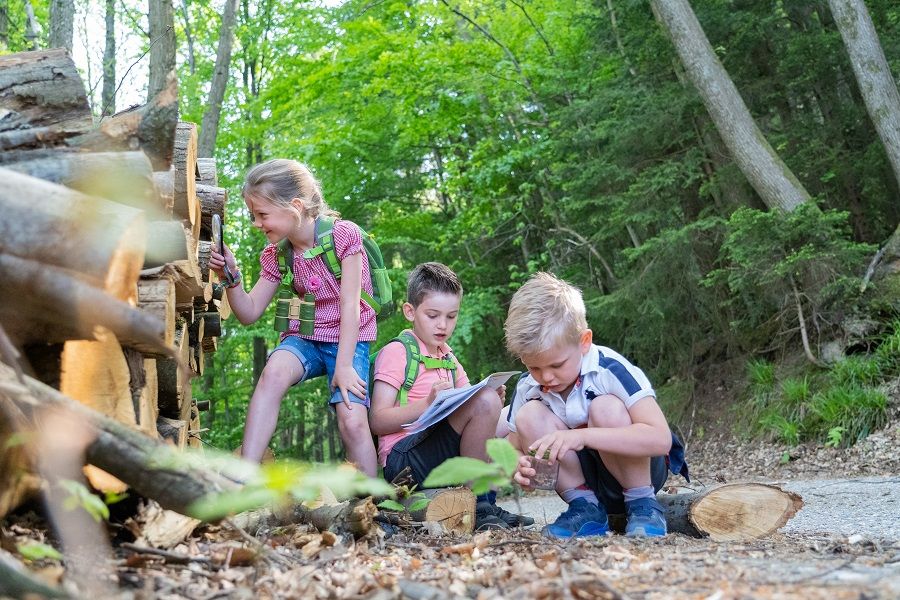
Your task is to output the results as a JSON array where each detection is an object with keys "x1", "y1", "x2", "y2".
[{"x1": 498, "y1": 475, "x2": 900, "y2": 542}]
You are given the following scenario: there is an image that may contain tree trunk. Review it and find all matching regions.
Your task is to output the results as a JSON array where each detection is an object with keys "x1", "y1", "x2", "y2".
[
  {"x1": 828, "y1": 0, "x2": 900, "y2": 189},
  {"x1": 405, "y1": 487, "x2": 475, "y2": 535},
  {"x1": 71, "y1": 74, "x2": 178, "y2": 171},
  {"x1": 827, "y1": 0, "x2": 900, "y2": 271},
  {"x1": 179, "y1": 0, "x2": 196, "y2": 74},
  {"x1": 48, "y1": 0, "x2": 74, "y2": 51},
  {"x1": 0, "y1": 49, "x2": 93, "y2": 148},
  {"x1": 650, "y1": 0, "x2": 810, "y2": 212},
  {"x1": 101, "y1": 0, "x2": 116, "y2": 116},
  {"x1": 252, "y1": 337, "x2": 267, "y2": 386},
  {"x1": 198, "y1": 0, "x2": 239, "y2": 157},
  {"x1": 655, "y1": 483, "x2": 803, "y2": 541},
  {"x1": 0, "y1": 362, "x2": 239, "y2": 518},
  {"x1": 2, "y1": 151, "x2": 159, "y2": 215},
  {"x1": 0, "y1": 168, "x2": 146, "y2": 299},
  {"x1": 22, "y1": 2, "x2": 38, "y2": 50},
  {"x1": 148, "y1": 0, "x2": 176, "y2": 101},
  {"x1": 0, "y1": 1, "x2": 8, "y2": 48}
]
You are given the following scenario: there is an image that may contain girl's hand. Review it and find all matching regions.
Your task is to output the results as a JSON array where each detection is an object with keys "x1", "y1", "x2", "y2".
[
  {"x1": 209, "y1": 244, "x2": 239, "y2": 280},
  {"x1": 528, "y1": 429, "x2": 587, "y2": 465},
  {"x1": 496, "y1": 384, "x2": 507, "y2": 406},
  {"x1": 331, "y1": 364, "x2": 367, "y2": 410},
  {"x1": 425, "y1": 381, "x2": 453, "y2": 405},
  {"x1": 513, "y1": 454, "x2": 536, "y2": 491}
]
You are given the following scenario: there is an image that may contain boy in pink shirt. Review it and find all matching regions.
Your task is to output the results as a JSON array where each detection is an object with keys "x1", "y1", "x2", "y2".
[{"x1": 369, "y1": 263, "x2": 532, "y2": 530}]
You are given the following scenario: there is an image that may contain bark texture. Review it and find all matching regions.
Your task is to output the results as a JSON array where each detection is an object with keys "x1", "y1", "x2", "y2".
[
  {"x1": 651, "y1": 0, "x2": 810, "y2": 212},
  {"x1": 198, "y1": 0, "x2": 239, "y2": 157}
]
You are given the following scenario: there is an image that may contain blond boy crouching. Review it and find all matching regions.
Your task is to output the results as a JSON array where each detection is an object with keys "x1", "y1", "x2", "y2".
[{"x1": 504, "y1": 272, "x2": 688, "y2": 538}]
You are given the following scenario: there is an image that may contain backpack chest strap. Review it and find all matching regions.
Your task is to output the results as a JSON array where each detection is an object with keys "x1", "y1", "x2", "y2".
[{"x1": 395, "y1": 332, "x2": 458, "y2": 406}]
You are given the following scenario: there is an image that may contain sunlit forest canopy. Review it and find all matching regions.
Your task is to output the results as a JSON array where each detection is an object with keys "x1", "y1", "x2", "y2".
[{"x1": 16, "y1": 0, "x2": 896, "y2": 458}]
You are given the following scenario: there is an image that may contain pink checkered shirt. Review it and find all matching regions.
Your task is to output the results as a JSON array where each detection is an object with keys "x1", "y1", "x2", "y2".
[{"x1": 259, "y1": 219, "x2": 377, "y2": 343}]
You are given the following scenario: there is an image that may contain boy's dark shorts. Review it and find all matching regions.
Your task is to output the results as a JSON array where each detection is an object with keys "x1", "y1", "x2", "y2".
[
  {"x1": 577, "y1": 449, "x2": 669, "y2": 514},
  {"x1": 383, "y1": 420, "x2": 461, "y2": 485}
]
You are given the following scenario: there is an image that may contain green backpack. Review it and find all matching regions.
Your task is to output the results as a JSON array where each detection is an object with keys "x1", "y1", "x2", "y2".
[
  {"x1": 274, "y1": 216, "x2": 394, "y2": 333},
  {"x1": 375, "y1": 330, "x2": 457, "y2": 406}
]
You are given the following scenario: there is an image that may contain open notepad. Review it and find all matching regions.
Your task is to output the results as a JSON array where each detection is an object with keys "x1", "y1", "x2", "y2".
[{"x1": 401, "y1": 371, "x2": 522, "y2": 434}]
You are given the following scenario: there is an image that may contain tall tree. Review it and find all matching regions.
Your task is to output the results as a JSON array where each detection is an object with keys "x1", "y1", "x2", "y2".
[
  {"x1": 101, "y1": 0, "x2": 116, "y2": 116},
  {"x1": 0, "y1": 0, "x2": 8, "y2": 48},
  {"x1": 23, "y1": 0, "x2": 39, "y2": 50},
  {"x1": 148, "y1": 0, "x2": 176, "y2": 100},
  {"x1": 650, "y1": 0, "x2": 810, "y2": 212},
  {"x1": 49, "y1": 0, "x2": 73, "y2": 51},
  {"x1": 198, "y1": 0, "x2": 239, "y2": 157},
  {"x1": 827, "y1": 0, "x2": 900, "y2": 267},
  {"x1": 828, "y1": 0, "x2": 900, "y2": 189}
]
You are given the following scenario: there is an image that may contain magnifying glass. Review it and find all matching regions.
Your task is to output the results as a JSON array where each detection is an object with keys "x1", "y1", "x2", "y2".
[{"x1": 212, "y1": 213, "x2": 237, "y2": 286}]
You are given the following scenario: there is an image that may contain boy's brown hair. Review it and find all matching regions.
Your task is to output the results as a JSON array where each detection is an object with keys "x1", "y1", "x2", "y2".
[
  {"x1": 406, "y1": 262, "x2": 463, "y2": 307},
  {"x1": 504, "y1": 272, "x2": 588, "y2": 357}
]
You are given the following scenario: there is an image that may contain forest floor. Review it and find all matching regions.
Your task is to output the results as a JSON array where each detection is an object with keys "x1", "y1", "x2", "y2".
[{"x1": 4, "y1": 387, "x2": 900, "y2": 599}]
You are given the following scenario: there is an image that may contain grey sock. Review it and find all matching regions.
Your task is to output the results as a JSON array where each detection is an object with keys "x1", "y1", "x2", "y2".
[
  {"x1": 560, "y1": 486, "x2": 599, "y2": 505},
  {"x1": 623, "y1": 485, "x2": 655, "y2": 503}
]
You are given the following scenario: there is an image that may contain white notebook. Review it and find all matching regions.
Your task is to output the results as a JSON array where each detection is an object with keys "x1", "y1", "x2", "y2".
[{"x1": 401, "y1": 371, "x2": 521, "y2": 433}]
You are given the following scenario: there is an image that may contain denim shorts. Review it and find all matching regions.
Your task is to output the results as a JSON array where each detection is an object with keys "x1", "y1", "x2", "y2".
[{"x1": 270, "y1": 337, "x2": 370, "y2": 407}]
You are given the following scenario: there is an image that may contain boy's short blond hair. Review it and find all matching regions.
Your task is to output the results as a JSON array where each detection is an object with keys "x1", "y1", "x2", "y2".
[{"x1": 504, "y1": 272, "x2": 588, "y2": 357}]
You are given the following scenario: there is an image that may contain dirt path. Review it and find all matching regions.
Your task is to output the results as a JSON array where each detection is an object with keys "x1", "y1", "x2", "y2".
[
  {"x1": 498, "y1": 475, "x2": 900, "y2": 542},
  {"x1": 492, "y1": 476, "x2": 900, "y2": 598}
]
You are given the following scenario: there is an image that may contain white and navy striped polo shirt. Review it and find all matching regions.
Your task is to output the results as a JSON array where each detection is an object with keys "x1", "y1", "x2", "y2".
[{"x1": 506, "y1": 344, "x2": 655, "y2": 432}]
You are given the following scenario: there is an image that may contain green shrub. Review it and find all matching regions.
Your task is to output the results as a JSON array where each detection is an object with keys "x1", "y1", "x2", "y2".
[{"x1": 807, "y1": 385, "x2": 887, "y2": 447}]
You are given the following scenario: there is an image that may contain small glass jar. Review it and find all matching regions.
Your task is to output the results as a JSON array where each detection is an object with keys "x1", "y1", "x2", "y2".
[{"x1": 529, "y1": 455, "x2": 559, "y2": 490}]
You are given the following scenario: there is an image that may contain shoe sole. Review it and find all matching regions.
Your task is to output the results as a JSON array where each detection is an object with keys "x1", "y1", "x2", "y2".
[
  {"x1": 625, "y1": 526, "x2": 666, "y2": 537},
  {"x1": 543, "y1": 521, "x2": 609, "y2": 539}
]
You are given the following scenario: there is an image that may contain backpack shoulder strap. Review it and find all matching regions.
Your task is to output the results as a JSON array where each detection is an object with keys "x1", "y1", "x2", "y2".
[
  {"x1": 393, "y1": 331, "x2": 458, "y2": 405},
  {"x1": 302, "y1": 216, "x2": 341, "y2": 278},
  {"x1": 395, "y1": 331, "x2": 422, "y2": 406}
]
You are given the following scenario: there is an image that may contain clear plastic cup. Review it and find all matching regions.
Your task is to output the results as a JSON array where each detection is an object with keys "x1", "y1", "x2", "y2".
[{"x1": 530, "y1": 456, "x2": 559, "y2": 490}]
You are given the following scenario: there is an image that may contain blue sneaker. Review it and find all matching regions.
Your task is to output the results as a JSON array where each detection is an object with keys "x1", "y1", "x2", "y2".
[
  {"x1": 542, "y1": 498, "x2": 609, "y2": 538},
  {"x1": 625, "y1": 497, "x2": 667, "y2": 537}
]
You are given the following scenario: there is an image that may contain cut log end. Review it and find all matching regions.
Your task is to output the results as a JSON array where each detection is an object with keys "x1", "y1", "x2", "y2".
[
  {"x1": 687, "y1": 483, "x2": 804, "y2": 542},
  {"x1": 408, "y1": 487, "x2": 476, "y2": 535}
]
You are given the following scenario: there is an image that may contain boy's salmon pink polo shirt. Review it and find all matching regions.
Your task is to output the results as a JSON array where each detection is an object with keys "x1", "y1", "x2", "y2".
[{"x1": 373, "y1": 330, "x2": 469, "y2": 467}]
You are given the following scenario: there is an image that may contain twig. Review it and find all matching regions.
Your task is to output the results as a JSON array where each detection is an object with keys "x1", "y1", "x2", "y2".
[
  {"x1": 790, "y1": 277, "x2": 827, "y2": 368},
  {"x1": 121, "y1": 542, "x2": 211, "y2": 565},
  {"x1": 0, "y1": 325, "x2": 25, "y2": 383},
  {"x1": 97, "y1": 26, "x2": 173, "y2": 123},
  {"x1": 860, "y1": 245, "x2": 887, "y2": 292},
  {"x1": 222, "y1": 517, "x2": 292, "y2": 568}
]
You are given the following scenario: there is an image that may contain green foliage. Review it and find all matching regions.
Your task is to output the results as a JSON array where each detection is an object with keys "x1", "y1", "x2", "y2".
[
  {"x1": 742, "y1": 347, "x2": 890, "y2": 448},
  {"x1": 17, "y1": 542, "x2": 63, "y2": 562},
  {"x1": 187, "y1": 452, "x2": 394, "y2": 521},
  {"x1": 422, "y1": 439, "x2": 519, "y2": 495},
  {"x1": 59, "y1": 479, "x2": 109, "y2": 523},
  {"x1": 377, "y1": 485, "x2": 430, "y2": 514},
  {"x1": 183, "y1": 0, "x2": 900, "y2": 457}
]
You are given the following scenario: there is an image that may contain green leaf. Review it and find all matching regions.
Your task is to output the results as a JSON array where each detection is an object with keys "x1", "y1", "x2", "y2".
[
  {"x1": 422, "y1": 457, "x2": 502, "y2": 488},
  {"x1": 377, "y1": 499, "x2": 406, "y2": 512},
  {"x1": 407, "y1": 498, "x2": 430, "y2": 512},
  {"x1": 17, "y1": 542, "x2": 63, "y2": 562},
  {"x1": 486, "y1": 438, "x2": 519, "y2": 476},
  {"x1": 187, "y1": 487, "x2": 276, "y2": 521}
]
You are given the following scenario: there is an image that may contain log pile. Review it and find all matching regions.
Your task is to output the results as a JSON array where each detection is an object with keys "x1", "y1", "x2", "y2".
[{"x1": 0, "y1": 49, "x2": 230, "y2": 516}]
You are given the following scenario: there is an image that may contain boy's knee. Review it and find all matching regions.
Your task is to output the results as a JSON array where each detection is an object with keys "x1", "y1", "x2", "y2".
[
  {"x1": 588, "y1": 395, "x2": 632, "y2": 428},
  {"x1": 469, "y1": 388, "x2": 502, "y2": 417},
  {"x1": 515, "y1": 401, "x2": 559, "y2": 438}
]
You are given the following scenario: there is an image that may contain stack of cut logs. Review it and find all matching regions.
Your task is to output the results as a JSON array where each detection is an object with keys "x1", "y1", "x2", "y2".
[{"x1": 0, "y1": 49, "x2": 228, "y2": 511}]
